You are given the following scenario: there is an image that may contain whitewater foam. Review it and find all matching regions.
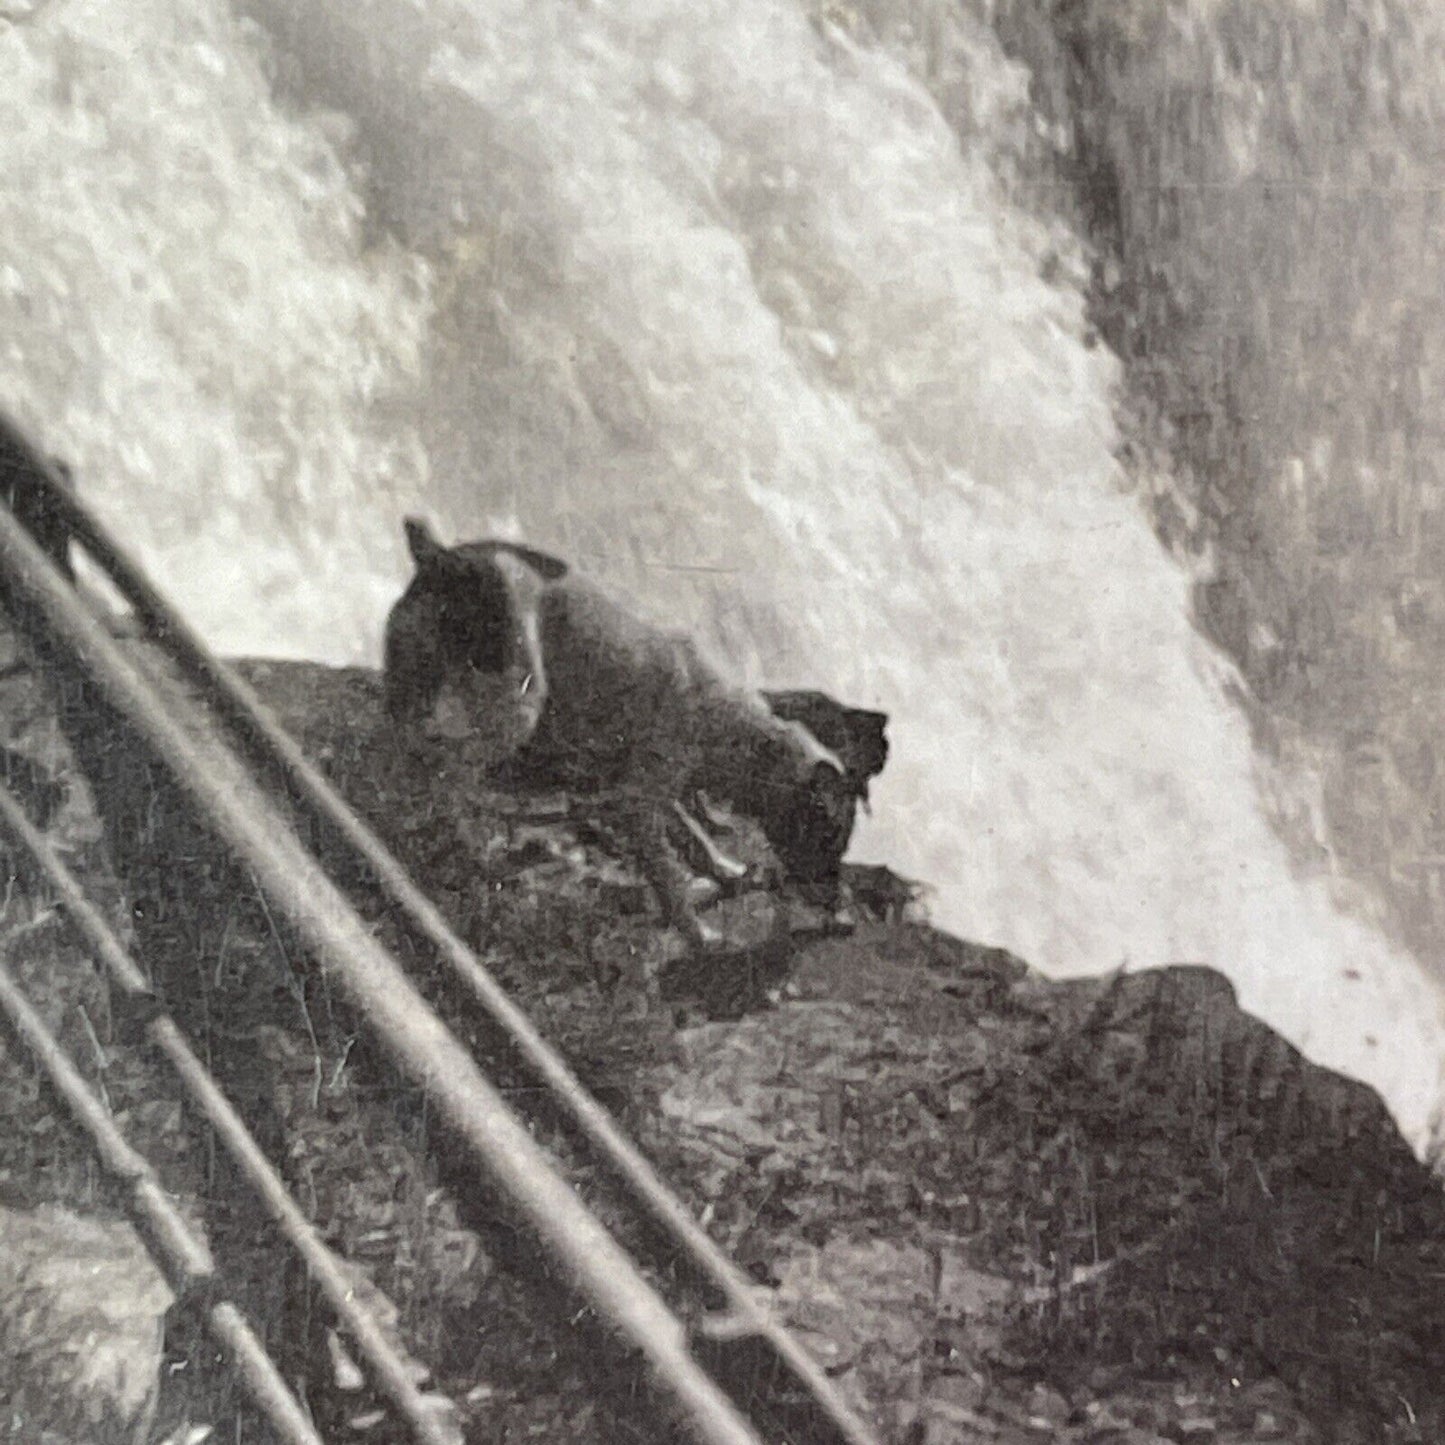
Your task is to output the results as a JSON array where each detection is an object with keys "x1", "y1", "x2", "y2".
[{"x1": 2, "y1": 0, "x2": 1441, "y2": 1149}]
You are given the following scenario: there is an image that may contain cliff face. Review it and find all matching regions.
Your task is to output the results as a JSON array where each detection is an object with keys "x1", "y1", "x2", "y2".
[
  {"x1": 235, "y1": 659, "x2": 1445, "y2": 1445},
  {"x1": 1, "y1": 647, "x2": 1442, "y2": 1443}
]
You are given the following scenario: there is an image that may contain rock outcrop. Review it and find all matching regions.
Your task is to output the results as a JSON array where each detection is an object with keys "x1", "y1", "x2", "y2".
[{"x1": 0, "y1": 648, "x2": 1440, "y2": 1444}]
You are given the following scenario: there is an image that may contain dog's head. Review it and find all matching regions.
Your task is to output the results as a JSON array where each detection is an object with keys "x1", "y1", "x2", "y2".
[
  {"x1": 384, "y1": 520, "x2": 517, "y2": 732},
  {"x1": 385, "y1": 519, "x2": 570, "y2": 769}
]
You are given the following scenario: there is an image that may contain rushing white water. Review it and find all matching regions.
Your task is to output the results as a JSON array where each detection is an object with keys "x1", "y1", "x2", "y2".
[{"x1": 2, "y1": 0, "x2": 1442, "y2": 1150}]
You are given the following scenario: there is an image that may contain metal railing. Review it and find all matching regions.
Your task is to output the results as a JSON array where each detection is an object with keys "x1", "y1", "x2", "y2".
[
  {"x1": 0, "y1": 411, "x2": 882, "y2": 1445},
  {"x1": 0, "y1": 781, "x2": 462, "y2": 1445},
  {"x1": 0, "y1": 946, "x2": 326, "y2": 1445}
]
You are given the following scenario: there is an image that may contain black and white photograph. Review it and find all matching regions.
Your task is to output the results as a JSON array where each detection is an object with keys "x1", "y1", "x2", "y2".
[{"x1": 0, "y1": 1, "x2": 1442, "y2": 1441}]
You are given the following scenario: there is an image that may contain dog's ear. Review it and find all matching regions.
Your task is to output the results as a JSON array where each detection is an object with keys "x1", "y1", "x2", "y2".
[{"x1": 403, "y1": 517, "x2": 449, "y2": 572}]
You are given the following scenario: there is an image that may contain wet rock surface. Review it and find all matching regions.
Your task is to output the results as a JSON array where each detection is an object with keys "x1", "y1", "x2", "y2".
[{"x1": 0, "y1": 648, "x2": 1441, "y2": 1443}]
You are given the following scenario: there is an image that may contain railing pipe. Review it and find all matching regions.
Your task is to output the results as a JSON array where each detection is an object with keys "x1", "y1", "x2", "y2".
[
  {"x1": 0, "y1": 781, "x2": 461, "y2": 1445},
  {"x1": 0, "y1": 957, "x2": 325, "y2": 1445},
  {"x1": 14, "y1": 444, "x2": 878, "y2": 1445},
  {"x1": 0, "y1": 491, "x2": 763, "y2": 1445}
]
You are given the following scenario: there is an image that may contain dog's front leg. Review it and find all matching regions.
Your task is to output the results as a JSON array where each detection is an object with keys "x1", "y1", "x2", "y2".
[
  {"x1": 670, "y1": 800, "x2": 749, "y2": 885},
  {"x1": 618, "y1": 796, "x2": 724, "y2": 951}
]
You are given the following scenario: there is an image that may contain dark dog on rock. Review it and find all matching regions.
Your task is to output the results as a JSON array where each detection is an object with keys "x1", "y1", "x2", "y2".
[{"x1": 383, "y1": 520, "x2": 888, "y2": 948}]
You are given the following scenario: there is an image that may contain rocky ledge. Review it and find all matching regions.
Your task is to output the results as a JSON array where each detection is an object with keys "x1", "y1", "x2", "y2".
[{"x1": 0, "y1": 651, "x2": 1441, "y2": 1444}]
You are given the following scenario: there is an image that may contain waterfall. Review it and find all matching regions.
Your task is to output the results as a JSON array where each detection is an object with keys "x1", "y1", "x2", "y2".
[{"x1": 3, "y1": 0, "x2": 1441, "y2": 1150}]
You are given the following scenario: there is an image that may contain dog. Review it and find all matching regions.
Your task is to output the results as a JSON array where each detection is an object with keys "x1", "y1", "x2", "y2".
[{"x1": 384, "y1": 519, "x2": 847, "y2": 948}]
